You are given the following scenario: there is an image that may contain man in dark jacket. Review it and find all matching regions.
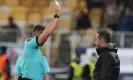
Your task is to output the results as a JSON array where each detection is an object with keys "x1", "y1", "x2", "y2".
[{"x1": 93, "y1": 29, "x2": 120, "y2": 80}]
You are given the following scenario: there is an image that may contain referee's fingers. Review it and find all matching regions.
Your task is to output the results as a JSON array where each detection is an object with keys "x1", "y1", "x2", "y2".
[{"x1": 55, "y1": 0, "x2": 60, "y2": 6}]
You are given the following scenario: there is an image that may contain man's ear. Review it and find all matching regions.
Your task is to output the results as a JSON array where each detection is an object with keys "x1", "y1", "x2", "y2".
[
  {"x1": 101, "y1": 39, "x2": 106, "y2": 45},
  {"x1": 100, "y1": 39, "x2": 104, "y2": 44}
]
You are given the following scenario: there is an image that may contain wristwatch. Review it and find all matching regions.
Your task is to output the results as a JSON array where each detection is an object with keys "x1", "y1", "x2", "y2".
[{"x1": 54, "y1": 14, "x2": 60, "y2": 18}]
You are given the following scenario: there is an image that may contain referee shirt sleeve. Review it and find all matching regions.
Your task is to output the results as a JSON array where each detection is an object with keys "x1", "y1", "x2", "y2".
[
  {"x1": 26, "y1": 37, "x2": 39, "y2": 48},
  {"x1": 15, "y1": 58, "x2": 21, "y2": 75},
  {"x1": 43, "y1": 57, "x2": 50, "y2": 74}
]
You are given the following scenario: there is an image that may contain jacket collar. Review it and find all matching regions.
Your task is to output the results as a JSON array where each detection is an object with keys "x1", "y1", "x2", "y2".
[
  {"x1": 96, "y1": 47, "x2": 118, "y2": 55},
  {"x1": 96, "y1": 43, "x2": 118, "y2": 55}
]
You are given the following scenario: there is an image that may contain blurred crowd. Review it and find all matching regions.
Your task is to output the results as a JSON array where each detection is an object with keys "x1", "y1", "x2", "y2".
[
  {"x1": 72, "y1": 0, "x2": 133, "y2": 31},
  {"x1": 68, "y1": 52, "x2": 97, "y2": 80},
  {"x1": 0, "y1": 0, "x2": 132, "y2": 43},
  {"x1": 0, "y1": 17, "x2": 21, "y2": 42}
]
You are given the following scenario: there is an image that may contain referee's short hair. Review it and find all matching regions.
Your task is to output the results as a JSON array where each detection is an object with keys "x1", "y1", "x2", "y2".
[
  {"x1": 32, "y1": 25, "x2": 45, "y2": 32},
  {"x1": 97, "y1": 29, "x2": 111, "y2": 43}
]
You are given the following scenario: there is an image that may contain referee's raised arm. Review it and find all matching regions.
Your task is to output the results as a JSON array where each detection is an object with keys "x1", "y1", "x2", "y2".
[{"x1": 38, "y1": 5, "x2": 62, "y2": 46}]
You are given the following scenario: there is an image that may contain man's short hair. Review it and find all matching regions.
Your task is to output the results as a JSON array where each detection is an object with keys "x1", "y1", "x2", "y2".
[
  {"x1": 32, "y1": 25, "x2": 45, "y2": 32},
  {"x1": 97, "y1": 29, "x2": 111, "y2": 43}
]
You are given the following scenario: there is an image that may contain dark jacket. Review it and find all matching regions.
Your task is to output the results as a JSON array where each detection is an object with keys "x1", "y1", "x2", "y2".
[
  {"x1": 93, "y1": 43, "x2": 120, "y2": 80},
  {"x1": 82, "y1": 64, "x2": 92, "y2": 80},
  {"x1": 68, "y1": 66, "x2": 74, "y2": 80}
]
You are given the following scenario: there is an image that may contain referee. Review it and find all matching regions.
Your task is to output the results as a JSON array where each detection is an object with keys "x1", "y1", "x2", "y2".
[
  {"x1": 93, "y1": 29, "x2": 120, "y2": 80},
  {"x1": 22, "y1": 4, "x2": 62, "y2": 80},
  {"x1": 14, "y1": 56, "x2": 50, "y2": 80}
]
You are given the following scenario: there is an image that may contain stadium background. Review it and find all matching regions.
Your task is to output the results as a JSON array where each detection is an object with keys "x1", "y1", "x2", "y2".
[{"x1": 0, "y1": 0, "x2": 133, "y2": 80}]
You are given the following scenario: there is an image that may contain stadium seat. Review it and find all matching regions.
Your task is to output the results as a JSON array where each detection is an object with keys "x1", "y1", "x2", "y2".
[
  {"x1": 0, "y1": 0, "x2": 6, "y2": 5},
  {"x1": 10, "y1": 6, "x2": 27, "y2": 21},
  {"x1": 11, "y1": 6, "x2": 27, "y2": 13},
  {"x1": 0, "y1": 13, "x2": 9, "y2": 21},
  {"x1": 32, "y1": 0, "x2": 49, "y2": 8},
  {"x1": 12, "y1": 13, "x2": 26, "y2": 21},
  {"x1": 0, "y1": 6, "x2": 26, "y2": 22},
  {"x1": 87, "y1": 28, "x2": 97, "y2": 36},
  {"x1": 58, "y1": 20, "x2": 72, "y2": 29},
  {"x1": 27, "y1": 12, "x2": 41, "y2": 24},
  {"x1": 18, "y1": 0, "x2": 32, "y2": 7},
  {"x1": 43, "y1": 7, "x2": 54, "y2": 15},
  {"x1": 64, "y1": 0, "x2": 77, "y2": 8},
  {"x1": 6, "y1": 0, "x2": 18, "y2": 6},
  {"x1": 90, "y1": 8, "x2": 102, "y2": 21},
  {"x1": 90, "y1": 8, "x2": 103, "y2": 28}
]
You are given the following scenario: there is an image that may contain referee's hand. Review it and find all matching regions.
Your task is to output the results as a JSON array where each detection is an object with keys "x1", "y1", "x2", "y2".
[{"x1": 55, "y1": 3, "x2": 62, "y2": 16}]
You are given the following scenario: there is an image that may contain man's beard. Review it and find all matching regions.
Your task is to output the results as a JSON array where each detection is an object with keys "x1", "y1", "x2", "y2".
[{"x1": 96, "y1": 43, "x2": 101, "y2": 48}]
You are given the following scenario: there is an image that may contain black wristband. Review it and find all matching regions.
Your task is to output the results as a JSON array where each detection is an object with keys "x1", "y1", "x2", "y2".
[{"x1": 54, "y1": 14, "x2": 60, "y2": 18}]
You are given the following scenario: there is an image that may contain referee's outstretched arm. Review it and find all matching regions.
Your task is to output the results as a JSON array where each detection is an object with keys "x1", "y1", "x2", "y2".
[{"x1": 38, "y1": 5, "x2": 62, "y2": 46}]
